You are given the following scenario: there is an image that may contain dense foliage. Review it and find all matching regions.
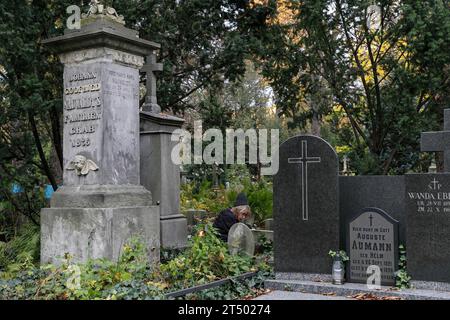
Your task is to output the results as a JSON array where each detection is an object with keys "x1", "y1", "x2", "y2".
[
  {"x1": 180, "y1": 176, "x2": 273, "y2": 226},
  {"x1": 0, "y1": 223, "x2": 272, "y2": 300},
  {"x1": 256, "y1": 0, "x2": 450, "y2": 174}
]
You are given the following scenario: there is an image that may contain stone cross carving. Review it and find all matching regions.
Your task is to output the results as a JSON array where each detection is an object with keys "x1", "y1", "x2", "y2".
[
  {"x1": 141, "y1": 53, "x2": 163, "y2": 113},
  {"x1": 288, "y1": 140, "x2": 321, "y2": 221},
  {"x1": 421, "y1": 108, "x2": 450, "y2": 172}
]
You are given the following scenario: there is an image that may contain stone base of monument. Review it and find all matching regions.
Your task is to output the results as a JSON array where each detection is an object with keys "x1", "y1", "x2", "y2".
[
  {"x1": 265, "y1": 275, "x2": 450, "y2": 300},
  {"x1": 160, "y1": 214, "x2": 188, "y2": 249},
  {"x1": 411, "y1": 280, "x2": 450, "y2": 292},
  {"x1": 41, "y1": 185, "x2": 160, "y2": 265}
]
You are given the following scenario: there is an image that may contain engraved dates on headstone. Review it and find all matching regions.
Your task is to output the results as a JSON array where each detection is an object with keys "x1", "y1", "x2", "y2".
[
  {"x1": 64, "y1": 67, "x2": 102, "y2": 152},
  {"x1": 347, "y1": 208, "x2": 399, "y2": 286},
  {"x1": 406, "y1": 174, "x2": 450, "y2": 283}
]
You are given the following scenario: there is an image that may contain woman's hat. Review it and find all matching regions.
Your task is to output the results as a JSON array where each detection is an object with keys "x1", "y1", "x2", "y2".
[{"x1": 234, "y1": 192, "x2": 248, "y2": 206}]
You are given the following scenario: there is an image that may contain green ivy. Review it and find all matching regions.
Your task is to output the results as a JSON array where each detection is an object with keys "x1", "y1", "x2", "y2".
[
  {"x1": 0, "y1": 223, "x2": 271, "y2": 300},
  {"x1": 395, "y1": 244, "x2": 411, "y2": 289}
]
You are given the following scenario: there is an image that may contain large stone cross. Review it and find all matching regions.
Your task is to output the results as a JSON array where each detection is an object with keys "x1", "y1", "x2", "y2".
[
  {"x1": 141, "y1": 53, "x2": 163, "y2": 113},
  {"x1": 288, "y1": 140, "x2": 321, "y2": 221},
  {"x1": 421, "y1": 108, "x2": 450, "y2": 172}
]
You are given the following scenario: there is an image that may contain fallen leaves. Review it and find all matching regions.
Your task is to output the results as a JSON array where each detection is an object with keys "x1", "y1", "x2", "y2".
[
  {"x1": 349, "y1": 293, "x2": 402, "y2": 300},
  {"x1": 242, "y1": 288, "x2": 271, "y2": 300}
]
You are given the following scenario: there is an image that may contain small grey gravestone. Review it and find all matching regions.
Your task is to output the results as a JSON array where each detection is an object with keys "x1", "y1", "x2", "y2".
[
  {"x1": 227, "y1": 223, "x2": 255, "y2": 256},
  {"x1": 347, "y1": 207, "x2": 399, "y2": 286},
  {"x1": 263, "y1": 219, "x2": 273, "y2": 231}
]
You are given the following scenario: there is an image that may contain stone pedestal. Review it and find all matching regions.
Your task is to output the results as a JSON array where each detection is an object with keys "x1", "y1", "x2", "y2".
[
  {"x1": 140, "y1": 112, "x2": 188, "y2": 249},
  {"x1": 41, "y1": 16, "x2": 161, "y2": 264}
]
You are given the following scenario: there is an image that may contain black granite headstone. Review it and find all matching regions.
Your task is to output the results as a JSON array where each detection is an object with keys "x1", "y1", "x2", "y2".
[
  {"x1": 339, "y1": 176, "x2": 406, "y2": 247},
  {"x1": 347, "y1": 207, "x2": 399, "y2": 286},
  {"x1": 274, "y1": 135, "x2": 339, "y2": 275},
  {"x1": 406, "y1": 174, "x2": 450, "y2": 283}
]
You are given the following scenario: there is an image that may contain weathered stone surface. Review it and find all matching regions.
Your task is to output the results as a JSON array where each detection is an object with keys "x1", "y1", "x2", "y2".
[
  {"x1": 406, "y1": 174, "x2": 450, "y2": 283},
  {"x1": 160, "y1": 215, "x2": 188, "y2": 249},
  {"x1": 140, "y1": 111, "x2": 187, "y2": 249},
  {"x1": 347, "y1": 207, "x2": 399, "y2": 286},
  {"x1": 228, "y1": 223, "x2": 255, "y2": 256},
  {"x1": 41, "y1": 14, "x2": 160, "y2": 264},
  {"x1": 50, "y1": 185, "x2": 152, "y2": 208},
  {"x1": 183, "y1": 209, "x2": 208, "y2": 226},
  {"x1": 41, "y1": 206, "x2": 160, "y2": 265},
  {"x1": 274, "y1": 135, "x2": 339, "y2": 275},
  {"x1": 62, "y1": 60, "x2": 141, "y2": 186},
  {"x1": 42, "y1": 18, "x2": 160, "y2": 57}
]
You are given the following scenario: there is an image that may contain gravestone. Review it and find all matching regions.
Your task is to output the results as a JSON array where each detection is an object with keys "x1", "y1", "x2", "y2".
[
  {"x1": 406, "y1": 174, "x2": 450, "y2": 286},
  {"x1": 140, "y1": 110, "x2": 187, "y2": 249},
  {"x1": 421, "y1": 109, "x2": 450, "y2": 172},
  {"x1": 40, "y1": 4, "x2": 160, "y2": 264},
  {"x1": 141, "y1": 52, "x2": 163, "y2": 113},
  {"x1": 347, "y1": 207, "x2": 399, "y2": 286},
  {"x1": 264, "y1": 218, "x2": 274, "y2": 231},
  {"x1": 228, "y1": 223, "x2": 255, "y2": 256},
  {"x1": 274, "y1": 135, "x2": 339, "y2": 277},
  {"x1": 339, "y1": 176, "x2": 406, "y2": 247},
  {"x1": 183, "y1": 209, "x2": 208, "y2": 226}
]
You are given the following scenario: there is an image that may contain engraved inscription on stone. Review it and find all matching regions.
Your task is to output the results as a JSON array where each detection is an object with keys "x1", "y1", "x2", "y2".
[
  {"x1": 407, "y1": 178, "x2": 450, "y2": 213},
  {"x1": 64, "y1": 68, "x2": 102, "y2": 151},
  {"x1": 103, "y1": 69, "x2": 137, "y2": 99},
  {"x1": 347, "y1": 208, "x2": 398, "y2": 286}
]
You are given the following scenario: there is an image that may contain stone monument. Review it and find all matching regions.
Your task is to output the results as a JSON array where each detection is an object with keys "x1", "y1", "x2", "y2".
[
  {"x1": 40, "y1": 1, "x2": 160, "y2": 264},
  {"x1": 346, "y1": 207, "x2": 399, "y2": 286},
  {"x1": 228, "y1": 223, "x2": 255, "y2": 256},
  {"x1": 140, "y1": 54, "x2": 188, "y2": 249},
  {"x1": 274, "y1": 135, "x2": 339, "y2": 278},
  {"x1": 421, "y1": 109, "x2": 450, "y2": 172}
]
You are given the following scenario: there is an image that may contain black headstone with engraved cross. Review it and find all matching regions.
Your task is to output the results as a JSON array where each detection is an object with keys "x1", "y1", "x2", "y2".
[
  {"x1": 274, "y1": 135, "x2": 339, "y2": 276},
  {"x1": 421, "y1": 108, "x2": 450, "y2": 172}
]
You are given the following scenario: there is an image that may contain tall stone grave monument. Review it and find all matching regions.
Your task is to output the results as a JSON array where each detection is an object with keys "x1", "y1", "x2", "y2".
[
  {"x1": 140, "y1": 111, "x2": 188, "y2": 249},
  {"x1": 139, "y1": 52, "x2": 187, "y2": 249},
  {"x1": 274, "y1": 135, "x2": 339, "y2": 278},
  {"x1": 40, "y1": 2, "x2": 160, "y2": 264}
]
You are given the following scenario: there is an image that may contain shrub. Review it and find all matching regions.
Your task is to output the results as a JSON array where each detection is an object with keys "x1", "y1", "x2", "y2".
[
  {"x1": 0, "y1": 222, "x2": 40, "y2": 272},
  {"x1": 160, "y1": 223, "x2": 254, "y2": 289},
  {"x1": 0, "y1": 226, "x2": 271, "y2": 300},
  {"x1": 180, "y1": 178, "x2": 273, "y2": 226}
]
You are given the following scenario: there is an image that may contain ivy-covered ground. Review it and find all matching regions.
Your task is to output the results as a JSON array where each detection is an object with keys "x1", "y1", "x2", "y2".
[{"x1": 0, "y1": 223, "x2": 273, "y2": 300}]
